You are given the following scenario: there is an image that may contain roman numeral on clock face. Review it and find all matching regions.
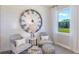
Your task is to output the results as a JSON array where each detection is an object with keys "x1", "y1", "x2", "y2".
[{"x1": 20, "y1": 9, "x2": 42, "y2": 33}]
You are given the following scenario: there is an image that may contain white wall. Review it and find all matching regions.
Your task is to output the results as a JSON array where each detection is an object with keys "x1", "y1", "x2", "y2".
[
  {"x1": 51, "y1": 5, "x2": 79, "y2": 53},
  {"x1": 77, "y1": 6, "x2": 79, "y2": 52},
  {"x1": 0, "y1": 5, "x2": 51, "y2": 51},
  {"x1": 0, "y1": 6, "x2": 1, "y2": 50},
  {"x1": 51, "y1": 6, "x2": 72, "y2": 50}
]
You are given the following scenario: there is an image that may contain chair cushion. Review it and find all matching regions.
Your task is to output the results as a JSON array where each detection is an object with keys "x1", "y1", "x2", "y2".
[
  {"x1": 15, "y1": 38, "x2": 26, "y2": 47},
  {"x1": 41, "y1": 36, "x2": 49, "y2": 40},
  {"x1": 12, "y1": 43, "x2": 32, "y2": 54},
  {"x1": 37, "y1": 39, "x2": 53, "y2": 46}
]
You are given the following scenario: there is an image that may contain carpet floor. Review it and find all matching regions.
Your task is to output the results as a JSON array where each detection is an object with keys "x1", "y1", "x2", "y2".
[{"x1": 0, "y1": 44, "x2": 74, "y2": 54}]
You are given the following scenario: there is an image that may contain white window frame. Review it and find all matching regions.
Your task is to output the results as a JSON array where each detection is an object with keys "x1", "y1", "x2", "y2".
[{"x1": 55, "y1": 6, "x2": 71, "y2": 36}]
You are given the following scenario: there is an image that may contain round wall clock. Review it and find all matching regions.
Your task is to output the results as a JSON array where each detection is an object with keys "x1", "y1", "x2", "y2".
[{"x1": 19, "y1": 9, "x2": 42, "y2": 33}]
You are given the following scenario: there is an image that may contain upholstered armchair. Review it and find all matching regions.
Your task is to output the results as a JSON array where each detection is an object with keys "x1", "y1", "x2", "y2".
[
  {"x1": 10, "y1": 34, "x2": 32, "y2": 54},
  {"x1": 37, "y1": 32, "x2": 55, "y2": 54}
]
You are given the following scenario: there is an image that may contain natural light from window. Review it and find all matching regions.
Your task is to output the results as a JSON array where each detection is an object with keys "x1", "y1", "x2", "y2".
[{"x1": 57, "y1": 8, "x2": 70, "y2": 33}]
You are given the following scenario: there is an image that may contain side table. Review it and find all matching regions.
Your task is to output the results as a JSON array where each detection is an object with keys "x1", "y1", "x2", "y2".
[{"x1": 29, "y1": 37, "x2": 37, "y2": 46}]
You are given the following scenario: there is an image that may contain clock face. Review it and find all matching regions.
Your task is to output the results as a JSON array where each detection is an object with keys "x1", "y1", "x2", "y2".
[{"x1": 20, "y1": 9, "x2": 42, "y2": 33}]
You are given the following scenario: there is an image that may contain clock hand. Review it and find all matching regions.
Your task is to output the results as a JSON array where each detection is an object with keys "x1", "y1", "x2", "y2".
[{"x1": 31, "y1": 19, "x2": 34, "y2": 23}]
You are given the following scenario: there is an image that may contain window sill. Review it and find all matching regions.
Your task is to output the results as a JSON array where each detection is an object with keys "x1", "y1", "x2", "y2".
[{"x1": 56, "y1": 32, "x2": 70, "y2": 36}]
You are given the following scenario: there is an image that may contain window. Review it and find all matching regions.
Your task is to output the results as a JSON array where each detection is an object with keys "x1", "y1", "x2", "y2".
[{"x1": 57, "y1": 7, "x2": 70, "y2": 33}]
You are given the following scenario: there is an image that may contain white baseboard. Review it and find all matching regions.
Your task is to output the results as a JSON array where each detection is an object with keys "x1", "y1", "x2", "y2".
[
  {"x1": 55, "y1": 42, "x2": 79, "y2": 53},
  {"x1": 55, "y1": 42, "x2": 74, "y2": 52},
  {"x1": 0, "y1": 49, "x2": 11, "y2": 52},
  {"x1": 73, "y1": 49, "x2": 79, "y2": 53}
]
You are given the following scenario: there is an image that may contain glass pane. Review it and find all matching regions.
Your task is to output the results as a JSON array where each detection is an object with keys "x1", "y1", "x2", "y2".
[{"x1": 57, "y1": 8, "x2": 70, "y2": 33}]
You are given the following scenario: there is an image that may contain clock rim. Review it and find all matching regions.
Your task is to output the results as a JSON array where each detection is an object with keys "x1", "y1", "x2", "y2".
[{"x1": 19, "y1": 9, "x2": 42, "y2": 33}]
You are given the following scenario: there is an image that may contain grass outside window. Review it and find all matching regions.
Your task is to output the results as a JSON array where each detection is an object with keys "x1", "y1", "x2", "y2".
[{"x1": 58, "y1": 28, "x2": 69, "y2": 33}]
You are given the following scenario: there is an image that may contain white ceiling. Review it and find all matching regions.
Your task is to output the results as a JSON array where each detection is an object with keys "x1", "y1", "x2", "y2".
[{"x1": 42, "y1": 5, "x2": 58, "y2": 8}]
